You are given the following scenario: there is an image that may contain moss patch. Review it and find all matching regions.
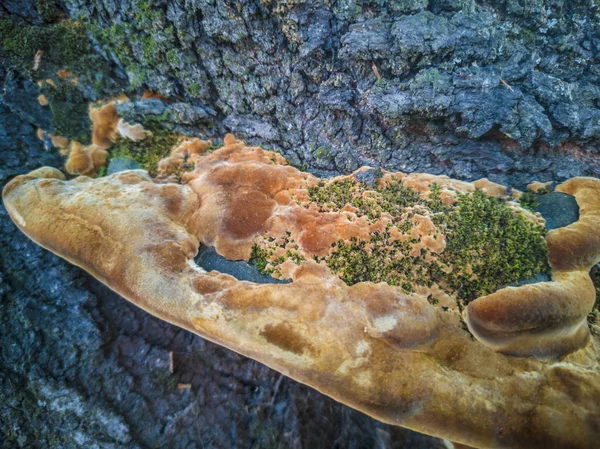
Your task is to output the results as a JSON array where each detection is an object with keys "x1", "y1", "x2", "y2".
[
  {"x1": 518, "y1": 191, "x2": 539, "y2": 211},
  {"x1": 40, "y1": 81, "x2": 91, "y2": 144},
  {"x1": 0, "y1": 17, "x2": 119, "y2": 140},
  {"x1": 255, "y1": 178, "x2": 550, "y2": 304},
  {"x1": 36, "y1": 0, "x2": 61, "y2": 23},
  {"x1": 82, "y1": 2, "x2": 192, "y2": 91},
  {"x1": 107, "y1": 121, "x2": 180, "y2": 176},
  {"x1": 0, "y1": 19, "x2": 110, "y2": 85},
  {"x1": 432, "y1": 190, "x2": 549, "y2": 302},
  {"x1": 308, "y1": 178, "x2": 424, "y2": 219}
]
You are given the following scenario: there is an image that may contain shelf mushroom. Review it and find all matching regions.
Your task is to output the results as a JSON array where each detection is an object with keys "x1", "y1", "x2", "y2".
[{"x1": 3, "y1": 137, "x2": 600, "y2": 449}]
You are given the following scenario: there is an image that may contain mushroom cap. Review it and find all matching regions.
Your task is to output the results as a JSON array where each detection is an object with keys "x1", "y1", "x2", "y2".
[{"x1": 3, "y1": 146, "x2": 600, "y2": 449}]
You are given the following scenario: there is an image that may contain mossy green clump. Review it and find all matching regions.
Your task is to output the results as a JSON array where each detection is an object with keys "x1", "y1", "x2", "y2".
[
  {"x1": 518, "y1": 191, "x2": 539, "y2": 211},
  {"x1": 0, "y1": 17, "x2": 118, "y2": 140},
  {"x1": 36, "y1": 0, "x2": 61, "y2": 23},
  {"x1": 187, "y1": 81, "x2": 203, "y2": 98},
  {"x1": 324, "y1": 190, "x2": 549, "y2": 302},
  {"x1": 82, "y1": 1, "x2": 194, "y2": 91},
  {"x1": 313, "y1": 146, "x2": 331, "y2": 160},
  {"x1": 96, "y1": 164, "x2": 108, "y2": 178},
  {"x1": 326, "y1": 230, "x2": 417, "y2": 292},
  {"x1": 255, "y1": 178, "x2": 550, "y2": 304},
  {"x1": 108, "y1": 121, "x2": 181, "y2": 176},
  {"x1": 0, "y1": 19, "x2": 108, "y2": 82},
  {"x1": 308, "y1": 178, "x2": 422, "y2": 220},
  {"x1": 432, "y1": 190, "x2": 550, "y2": 302},
  {"x1": 250, "y1": 233, "x2": 303, "y2": 278},
  {"x1": 40, "y1": 81, "x2": 91, "y2": 144},
  {"x1": 87, "y1": 22, "x2": 148, "y2": 89},
  {"x1": 250, "y1": 244, "x2": 273, "y2": 275}
]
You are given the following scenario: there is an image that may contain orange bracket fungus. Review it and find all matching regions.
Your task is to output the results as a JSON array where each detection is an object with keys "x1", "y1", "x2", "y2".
[{"x1": 3, "y1": 136, "x2": 600, "y2": 449}]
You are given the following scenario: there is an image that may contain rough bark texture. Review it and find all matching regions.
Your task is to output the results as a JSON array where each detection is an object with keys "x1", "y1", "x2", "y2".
[
  {"x1": 1, "y1": 0, "x2": 600, "y2": 447},
  {"x1": 68, "y1": 0, "x2": 600, "y2": 186}
]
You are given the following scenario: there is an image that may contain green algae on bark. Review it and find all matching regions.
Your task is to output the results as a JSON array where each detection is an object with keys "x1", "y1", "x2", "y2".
[{"x1": 517, "y1": 191, "x2": 540, "y2": 211}]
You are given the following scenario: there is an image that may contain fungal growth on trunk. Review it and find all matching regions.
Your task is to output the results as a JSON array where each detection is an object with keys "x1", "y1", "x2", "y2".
[{"x1": 3, "y1": 136, "x2": 600, "y2": 449}]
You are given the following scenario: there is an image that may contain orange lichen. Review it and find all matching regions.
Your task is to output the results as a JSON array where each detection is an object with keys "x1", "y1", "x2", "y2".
[
  {"x1": 177, "y1": 138, "x2": 212, "y2": 156},
  {"x1": 157, "y1": 138, "x2": 212, "y2": 177},
  {"x1": 55, "y1": 69, "x2": 78, "y2": 84},
  {"x1": 37, "y1": 78, "x2": 57, "y2": 88},
  {"x1": 421, "y1": 234, "x2": 447, "y2": 253},
  {"x1": 473, "y1": 178, "x2": 514, "y2": 198}
]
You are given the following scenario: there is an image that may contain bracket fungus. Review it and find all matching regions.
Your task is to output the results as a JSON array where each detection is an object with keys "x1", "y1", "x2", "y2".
[
  {"x1": 64, "y1": 141, "x2": 108, "y2": 177},
  {"x1": 3, "y1": 136, "x2": 600, "y2": 449}
]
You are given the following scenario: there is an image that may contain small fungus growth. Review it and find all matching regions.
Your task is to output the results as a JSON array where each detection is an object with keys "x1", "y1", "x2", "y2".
[{"x1": 65, "y1": 141, "x2": 108, "y2": 177}]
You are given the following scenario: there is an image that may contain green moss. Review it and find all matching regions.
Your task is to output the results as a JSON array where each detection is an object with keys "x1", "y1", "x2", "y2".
[
  {"x1": 0, "y1": 16, "x2": 118, "y2": 130},
  {"x1": 326, "y1": 230, "x2": 417, "y2": 291},
  {"x1": 428, "y1": 296, "x2": 440, "y2": 305},
  {"x1": 41, "y1": 81, "x2": 91, "y2": 144},
  {"x1": 432, "y1": 190, "x2": 550, "y2": 302},
  {"x1": 427, "y1": 183, "x2": 445, "y2": 213},
  {"x1": 308, "y1": 178, "x2": 422, "y2": 220},
  {"x1": 251, "y1": 244, "x2": 274, "y2": 275},
  {"x1": 83, "y1": 3, "x2": 183, "y2": 91},
  {"x1": 0, "y1": 19, "x2": 97, "y2": 78},
  {"x1": 141, "y1": 34, "x2": 159, "y2": 60},
  {"x1": 187, "y1": 81, "x2": 203, "y2": 97},
  {"x1": 518, "y1": 191, "x2": 539, "y2": 211},
  {"x1": 96, "y1": 164, "x2": 108, "y2": 178},
  {"x1": 313, "y1": 146, "x2": 331, "y2": 159},
  {"x1": 257, "y1": 179, "x2": 550, "y2": 304},
  {"x1": 142, "y1": 109, "x2": 173, "y2": 124},
  {"x1": 134, "y1": 0, "x2": 164, "y2": 27},
  {"x1": 108, "y1": 121, "x2": 180, "y2": 175},
  {"x1": 36, "y1": 0, "x2": 61, "y2": 23},
  {"x1": 127, "y1": 66, "x2": 150, "y2": 89},
  {"x1": 85, "y1": 21, "x2": 141, "y2": 84},
  {"x1": 166, "y1": 49, "x2": 180, "y2": 66},
  {"x1": 286, "y1": 250, "x2": 305, "y2": 265}
]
